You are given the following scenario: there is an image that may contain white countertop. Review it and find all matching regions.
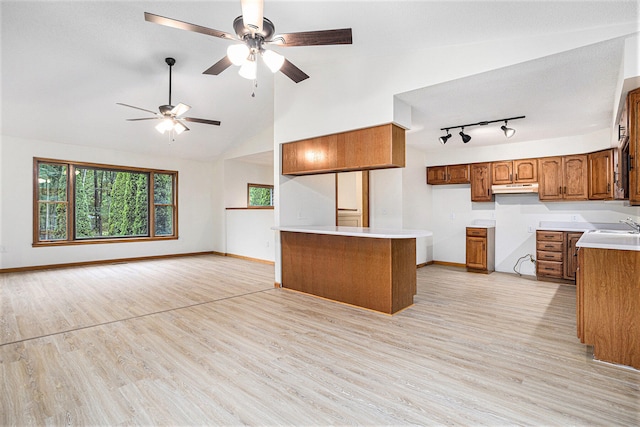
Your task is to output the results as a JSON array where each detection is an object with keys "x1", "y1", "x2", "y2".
[
  {"x1": 538, "y1": 221, "x2": 631, "y2": 232},
  {"x1": 273, "y1": 225, "x2": 433, "y2": 239},
  {"x1": 576, "y1": 230, "x2": 640, "y2": 251},
  {"x1": 467, "y1": 219, "x2": 496, "y2": 229}
]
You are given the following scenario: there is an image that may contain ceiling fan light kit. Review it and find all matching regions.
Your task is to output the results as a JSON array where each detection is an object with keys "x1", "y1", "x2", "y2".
[
  {"x1": 143, "y1": 0, "x2": 353, "y2": 84},
  {"x1": 117, "y1": 57, "x2": 221, "y2": 139},
  {"x1": 439, "y1": 115, "x2": 525, "y2": 144}
]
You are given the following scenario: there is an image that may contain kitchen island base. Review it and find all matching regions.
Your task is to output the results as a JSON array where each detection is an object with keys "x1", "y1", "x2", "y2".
[{"x1": 280, "y1": 231, "x2": 416, "y2": 315}]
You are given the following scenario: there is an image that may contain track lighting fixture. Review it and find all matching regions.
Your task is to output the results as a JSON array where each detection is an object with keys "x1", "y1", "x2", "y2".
[
  {"x1": 439, "y1": 115, "x2": 525, "y2": 144},
  {"x1": 439, "y1": 129, "x2": 451, "y2": 144},
  {"x1": 459, "y1": 128, "x2": 471, "y2": 143},
  {"x1": 501, "y1": 120, "x2": 516, "y2": 138}
]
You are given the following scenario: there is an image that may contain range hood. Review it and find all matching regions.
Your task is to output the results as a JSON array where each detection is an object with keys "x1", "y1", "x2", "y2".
[{"x1": 491, "y1": 183, "x2": 539, "y2": 194}]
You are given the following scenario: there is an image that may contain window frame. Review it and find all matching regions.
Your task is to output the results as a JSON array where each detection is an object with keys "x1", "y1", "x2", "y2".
[
  {"x1": 247, "y1": 183, "x2": 274, "y2": 209},
  {"x1": 33, "y1": 158, "x2": 178, "y2": 246}
]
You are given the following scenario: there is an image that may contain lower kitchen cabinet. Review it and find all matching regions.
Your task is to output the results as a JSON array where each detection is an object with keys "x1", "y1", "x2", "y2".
[
  {"x1": 536, "y1": 230, "x2": 583, "y2": 283},
  {"x1": 466, "y1": 227, "x2": 495, "y2": 273}
]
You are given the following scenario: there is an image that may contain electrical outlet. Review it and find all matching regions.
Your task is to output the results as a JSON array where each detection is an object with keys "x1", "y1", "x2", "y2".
[
  {"x1": 449, "y1": 212, "x2": 456, "y2": 220},
  {"x1": 527, "y1": 225, "x2": 534, "y2": 233},
  {"x1": 571, "y1": 215, "x2": 578, "y2": 222}
]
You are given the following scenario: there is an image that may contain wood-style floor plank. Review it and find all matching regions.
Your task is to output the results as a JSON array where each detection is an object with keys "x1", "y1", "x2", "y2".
[{"x1": 1, "y1": 256, "x2": 638, "y2": 425}]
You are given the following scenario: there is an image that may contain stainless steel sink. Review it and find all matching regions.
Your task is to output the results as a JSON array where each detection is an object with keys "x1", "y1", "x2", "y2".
[{"x1": 591, "y1": 229, "x2": 637, "y2": 235}]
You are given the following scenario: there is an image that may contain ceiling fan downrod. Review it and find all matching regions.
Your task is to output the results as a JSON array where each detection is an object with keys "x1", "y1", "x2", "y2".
[{"x1": 166, "y1": 57, "x2": 176, "y2": 106}]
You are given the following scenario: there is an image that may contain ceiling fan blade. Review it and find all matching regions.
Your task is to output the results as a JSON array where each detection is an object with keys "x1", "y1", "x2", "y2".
[
  {"x1": 203, "y1": 56, "x2": 233, "y2": 75},
  {"x1": 171, "y1": 103, "x2": 191, "y2": 117},
  {"x1": 126, "y1": 117, "x2": 160, "y2": 121},
  {"x1": 144, "y1": 12, "x2": 236, "y2": 41},
  {"x1": 269, "y1": 28, "x2": 352, "y2": 47},
  {"x1": 241, "y1": 0, "x2": 264, "y2": 34},
  {"x1": 280, "y1": 59, "x2": 309, "y2": 83},
  {"x1": 116, "y1": 103, "x2": 159, "y2": 116},
  {"x1": 183, "y1": 117, "x2": 222, "y2": 126}
]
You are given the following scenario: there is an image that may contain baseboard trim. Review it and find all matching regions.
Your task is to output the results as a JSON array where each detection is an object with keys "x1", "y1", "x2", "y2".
[
  {"x1": 431, "y1": 260, "x2": 466, "y2": 269},
  {"x1": 0, "y1": 251, "x2": 217, "y2": 274},
  {"x1": 416, "y1": 261, "x2": 434, "y2": 269},
  {"x1": 224, "y1": 253, "x2": 275, "y2": 265}
]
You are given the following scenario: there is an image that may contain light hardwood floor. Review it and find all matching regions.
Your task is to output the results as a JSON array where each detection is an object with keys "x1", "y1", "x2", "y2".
[{"x1": 1, "y1": 255, "x2": 638, "y2": 425}]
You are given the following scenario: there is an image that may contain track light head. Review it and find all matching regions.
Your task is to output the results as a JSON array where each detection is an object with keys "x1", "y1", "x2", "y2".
[
  {"x1": 501, "y1": 121, "x2": 516, "y2": 138},
  {"x1": 439, "y1": 130, "x2": 451, "y2": 144},
  {"x1": 459, "y1": 128, "x2": 471, "y2": 143}
]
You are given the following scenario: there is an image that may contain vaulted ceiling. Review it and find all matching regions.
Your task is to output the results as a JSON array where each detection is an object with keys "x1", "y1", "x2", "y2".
[{"x1": 2, "y1": 1, "x2": 638, "y2": 161}]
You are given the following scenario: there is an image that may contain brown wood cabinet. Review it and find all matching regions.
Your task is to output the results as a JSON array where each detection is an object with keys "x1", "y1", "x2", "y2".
[
  {"x1": 628, "y1": 87, "x2": 640, "y2": 205},
  {"x1": 536, "y1": 230, "x2": 582, "y2": 282},
  {"x1": 281, "y1": 123, "x2": 405, "y2": 176},
  {"x1": 466, "y1": 227, "x2": 495, "y2": 273},
  {"x1": 538, "y1": 155, "x2": 588, "y2": 201},
  {"x1": 470, "y1": 163, "x2": 493, "y2": 202},
  {"x1": 426, "y1": 164, "x2": 470, "y2": 184},
  {"x1": 588, "y1": 149, "x2": 614, "y2": 200},
  {"x1": 577, "y1": 246, "x2": 640, "y2": 369},
  {"x1": 491, "y1": 159, "x2": 537, "y2": 185}
]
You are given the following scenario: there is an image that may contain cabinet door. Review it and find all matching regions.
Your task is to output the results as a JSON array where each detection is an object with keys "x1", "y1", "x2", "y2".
[
  {"x1": 563, "y1": 155, "x2": 588, "y2": 200},
  {"x1": 491, "y1": 161, "x2": 513, "y2": 185},
  {"x1": 588, "y1": 149, "x2": 613, "y2": 200},
  {"x1": 447, "y1": 164, "x2": 470, "y2": 184},
  {"x1": 426, "y1": 166, "x2": 447, "y2": 184},
  {"x1": 466, "y1": 236, "x2": 487, "y2": 270},
  {"x1": 470, "y1": 163, "x2": 493, "y2": 202},
  {"x1": 629, "y1": 88, "x2": 640, "y2": 205},
  {"x1": 564, "y1": 232, "x2": 582, "y2": 280},
  {"x1": 514, "y1": 159, "x2": 538, "y2": 183},
  {"x1": 538, "y1": 157, "x2": 563, "y2": 200}
]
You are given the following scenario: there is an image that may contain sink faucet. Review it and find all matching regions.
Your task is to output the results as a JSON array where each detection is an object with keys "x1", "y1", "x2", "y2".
[{"x1": 620, "y1": 217, "x2": 640, "y2": 234}]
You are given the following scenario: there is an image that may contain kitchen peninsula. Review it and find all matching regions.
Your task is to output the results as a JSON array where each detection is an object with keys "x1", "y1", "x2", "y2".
[{"x1": 276, "y1": 226, "x2": 432, "y2": 314}]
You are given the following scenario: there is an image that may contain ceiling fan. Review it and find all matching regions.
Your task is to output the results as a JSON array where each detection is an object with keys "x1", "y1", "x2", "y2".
[
  {"x1": 117, "y1": 57, "x2": 221, "y2": 136},
  {"x1": 144, "y1": 0, "x2": 352, "y2": 83}
]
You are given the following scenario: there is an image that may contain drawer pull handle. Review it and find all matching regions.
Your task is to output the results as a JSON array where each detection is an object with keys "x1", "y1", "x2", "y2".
[
  {"x1": 544, "y1": 267, "x2": 555, "y2": 271},
  {"x1": 545, "y1": 245, "x2": 554, "y2": 248}
]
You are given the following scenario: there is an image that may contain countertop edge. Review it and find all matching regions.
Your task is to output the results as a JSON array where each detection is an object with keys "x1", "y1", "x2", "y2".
[{"x1": 273, "y1": 226, "x2": 433, "y2": 239}]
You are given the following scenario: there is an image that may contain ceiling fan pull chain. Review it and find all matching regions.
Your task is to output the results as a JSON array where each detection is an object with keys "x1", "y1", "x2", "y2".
[{"x1": 251, "y1": 78, "x2": 257, "y2": 98}]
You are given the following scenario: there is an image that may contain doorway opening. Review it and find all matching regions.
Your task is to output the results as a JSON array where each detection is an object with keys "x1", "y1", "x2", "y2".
[{"x1": 336, "y1": 170, "x2": 369, "y2": 227}]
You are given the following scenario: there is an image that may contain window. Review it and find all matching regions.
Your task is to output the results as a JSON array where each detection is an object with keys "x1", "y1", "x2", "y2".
[
  {"x1": 247, "y1": 183, "x2": 274, "y2": 208},
  {"x1": 34, "y1": 158, "x2": 178, "y2": 245}
]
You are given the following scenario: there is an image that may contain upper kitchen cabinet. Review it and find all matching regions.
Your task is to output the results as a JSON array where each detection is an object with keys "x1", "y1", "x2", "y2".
[
  {"x1": 470, "y1": 163, "x2": 493, "y2": 202},
  {"x1": 538, "y1": 155, "x2": 588, "y2": 201},
  {"x1": 588, "y1": 149, "x2": 615, "y2": 200},
  {"x1": 629, "y1": 87, "x2": 640, "y2": 205},
  {"x1": 491, "y1": 159, "x2": 537, "y2": 185},
  {"x1": 281, "y1": 124, "x2": 405, "y2": 176},
  {"x1": 426, "y1": 164, "x2": 470, "y2": 185}
]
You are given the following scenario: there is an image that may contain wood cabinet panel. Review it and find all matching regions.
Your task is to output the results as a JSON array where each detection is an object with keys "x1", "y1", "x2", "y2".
[
  {"x1": 491, "y1": 161, "x2": 513, "y2": 185},
  {"x1": 470, "y1": 163, "x2": 493, "y2": 202},
  {"x1": 536, "y1": 230, "x2": 565, "y2": 280},
  {"x1": 282, "y1": 123, "x2": 405, "y2": 176},
  {"x1": 280, "y1": 232, "x2": 416, "y2": 314},
  {"x1": 426, "y1": 164, "x2": 469, "y2": 185},
  {"x1": 513, "y1": 159, "x2": 538, "y2": 183},
  {"x1": 579, "y1": 247, "x2": 640, "y2": 368},
  {"x1": 465, "y1": 227, "x2": 495, "y2": 273},
  {"x1": 628, "y1": 87, "x2": 640, "y2": 204},
  {"x1": 588, "y1": 149, "x2": 614, "y2": 200},
  {"x1": 538, "y1": 157, "x2": 563, "y2": 200},
  {"x1": 563, "y1": 155, "x2": 588, "y2": 200},
  {"x1": 538, "y1": 155, "x2": 588, "y2": 201},
  {"x1": 564, "y1": 232, "x2": 582, "y2": 280},
  {"x1": 537, "y1": 260, "x2": 563, "y2": 277},
  {"x1": 537, "y1": 250, "x2": 563, "y2": 262}
]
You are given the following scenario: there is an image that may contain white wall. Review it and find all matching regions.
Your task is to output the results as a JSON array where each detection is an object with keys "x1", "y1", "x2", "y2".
[
  {"x1": 0, "y1": 135, "x2": 217, "y2": 269},
  {"x1": 225, "y1": 209, "x2": 275, "y2": 262},
  {"x1": 224, "y1": 159, "x2": 273, "y2": 208},
  {"x1": 402, "y1": 145, "x2": 433, "y2": 265}
]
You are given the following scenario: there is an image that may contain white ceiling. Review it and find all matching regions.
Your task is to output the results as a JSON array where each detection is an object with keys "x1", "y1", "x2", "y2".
[{"x1": 2, "y1": 1, "x2": 639, "y2": 162}]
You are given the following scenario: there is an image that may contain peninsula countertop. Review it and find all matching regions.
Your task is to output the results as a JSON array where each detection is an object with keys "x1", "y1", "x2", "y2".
[
  {"x1": 273, "y1": 225, "x2": 433, "y2": 239},
  {"x1": 576, "y1": 230, "x2": 640, "y2": 252}
]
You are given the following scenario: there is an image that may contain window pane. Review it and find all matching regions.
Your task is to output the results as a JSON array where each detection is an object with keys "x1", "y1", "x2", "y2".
[
  {"x1": 249, "y1": 186, "x2": 273, "y2": 206},
  {"x1": 75, "y1": 168, "x2": 149, "y2": 238},
  {"x1": 39, "y1": 202, "x2": 67, "y2": 240},
  {"x1": 154, "y1": 205, "x2": 173, "y2": 236},
  {"x1": 154, "y1": 173, "x2": 173, "y2": 204},
  {"x1": 38, "y1": 163, "x2": 67, "y2": 201}
]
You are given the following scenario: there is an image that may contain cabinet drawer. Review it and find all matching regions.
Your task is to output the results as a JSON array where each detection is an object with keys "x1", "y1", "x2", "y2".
[
  {"x1": 466, "y1": 227, "x2": 487, "y2": 237},
  {"x1": 537, "y1": 250, "x2": 563, "y2": 262},
  {"x1": 536, "y1": 240, "x2": 563, "y2": 252},
  {"x1": 537, "y1": 260, "x2": 564, "y2": 277},
  {"x1": 536, "y1": 230, "x2": 564, "y2": 241}
]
